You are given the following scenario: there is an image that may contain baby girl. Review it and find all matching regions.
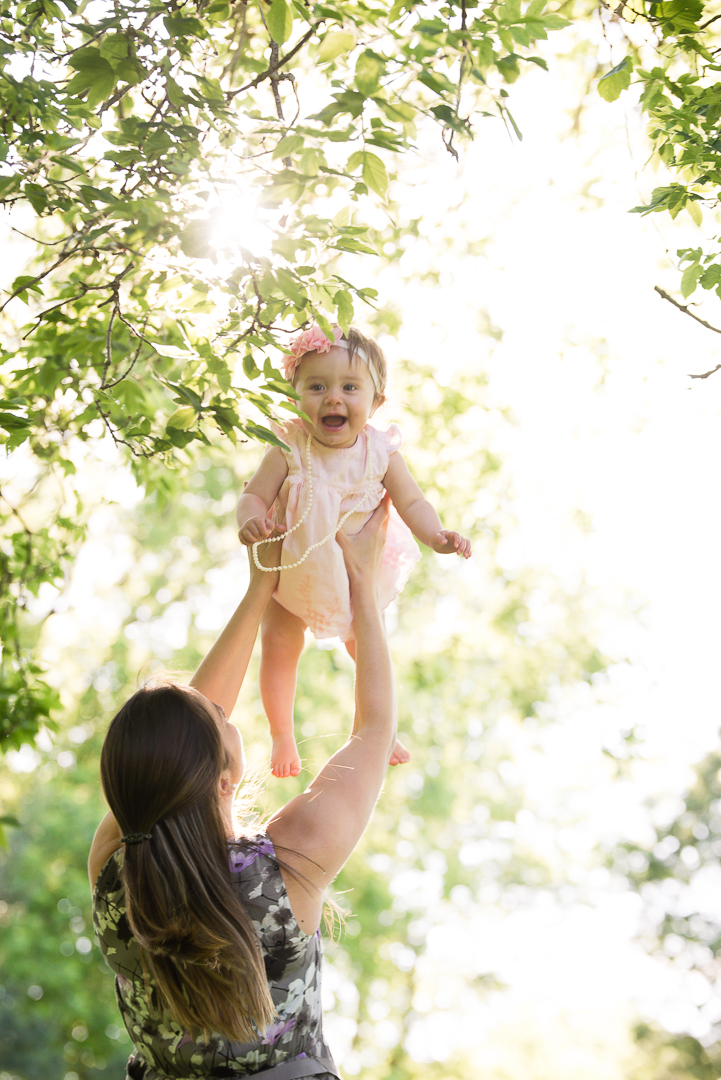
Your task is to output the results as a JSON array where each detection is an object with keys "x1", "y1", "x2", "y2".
[{"x1": 237, "y1": 325, "x2": 471, "y2": 777}]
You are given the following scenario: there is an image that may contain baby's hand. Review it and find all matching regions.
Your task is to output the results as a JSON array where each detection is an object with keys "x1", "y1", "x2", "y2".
[
  {"x1": 238, "y1": 515, "x2": 277, "y2": 546},
  {"x1": 430, "y1": 530, "x2": 472, "y2": 559}
]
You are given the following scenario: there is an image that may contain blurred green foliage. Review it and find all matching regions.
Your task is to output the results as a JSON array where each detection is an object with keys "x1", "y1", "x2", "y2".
[{"x1": 612, "y1": 748, "x2": 721, "y2": 1079}]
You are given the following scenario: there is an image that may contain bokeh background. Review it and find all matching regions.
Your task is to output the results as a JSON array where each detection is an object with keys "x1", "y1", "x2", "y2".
[{"x1": 4, "y1": 8, "x2": 721, "y2": 1080}]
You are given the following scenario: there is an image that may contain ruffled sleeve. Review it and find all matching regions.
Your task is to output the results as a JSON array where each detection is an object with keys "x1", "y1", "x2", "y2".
[
  {"x1": 383, "y1": 422, "x2": 403, "y2": 454},
  {"x1": 366, "y1": 422, "x2": 403, "y2": 480},
  {"x1": 270, "y1": 418, "x2": 304, "y2": 469}
]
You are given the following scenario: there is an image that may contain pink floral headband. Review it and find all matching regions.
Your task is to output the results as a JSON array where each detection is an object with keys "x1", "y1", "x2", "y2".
[{"x1": 281, "y1": 325, "x2": 381, "y2": 393}]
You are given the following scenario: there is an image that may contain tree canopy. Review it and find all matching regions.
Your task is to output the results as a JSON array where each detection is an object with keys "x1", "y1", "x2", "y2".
[{"x1": 0, "y1": 0, "x2": 570, "y2": 749}]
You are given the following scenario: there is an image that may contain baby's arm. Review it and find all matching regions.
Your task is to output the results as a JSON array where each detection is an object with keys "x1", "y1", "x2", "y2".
[
  {"x1": 237, "y1": 447, "x2": 289, "y2": 546},
  {"x1": 383, "y1": 451, "x2": 471, "y2": 558}
]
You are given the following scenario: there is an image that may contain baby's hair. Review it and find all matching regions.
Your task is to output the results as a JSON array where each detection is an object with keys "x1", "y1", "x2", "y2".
[{"x1": 344, "y1": 327, "x2": 388, "y2": 401}]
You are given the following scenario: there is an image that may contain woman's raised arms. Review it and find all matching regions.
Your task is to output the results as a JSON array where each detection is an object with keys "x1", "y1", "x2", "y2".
[{"x1": 267, "y1": 495, "x2": 396, "y2": 933}]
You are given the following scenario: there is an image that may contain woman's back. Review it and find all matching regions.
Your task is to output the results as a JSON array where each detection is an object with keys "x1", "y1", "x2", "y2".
[{"x1": 93, "y1": 835, "x2": 336, "y2": 1080}]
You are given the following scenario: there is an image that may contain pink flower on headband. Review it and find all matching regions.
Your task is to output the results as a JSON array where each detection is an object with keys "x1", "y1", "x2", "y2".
[{"x1": 281, "y1": 325, "x2": 343, "y2": 381}]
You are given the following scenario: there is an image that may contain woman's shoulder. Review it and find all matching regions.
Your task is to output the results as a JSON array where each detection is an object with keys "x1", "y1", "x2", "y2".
[{"x1": 93, "y1": 845, "x2": 124, "y2": 903}]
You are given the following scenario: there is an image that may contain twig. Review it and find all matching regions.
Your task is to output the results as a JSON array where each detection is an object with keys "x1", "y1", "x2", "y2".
[
  {"x1": 699, "y1": 11, "x2": 721, "y2": 30},
  {"x1": 102, "y1": 305, "x2": 117, "y2": 388},
  {"x1": 103, "y1": 315, "x2": 149, "y2": 389},
  {"x1": 227, "y1": 24, "x2": 319, "y2": 100},
  {"x1": 690, "y1": 363, "x2": 721, "y2": 380},
  {"x1": 0, "y1": 243, "x2": 85, "y2": 312},
  {"x1": 269, "y1": 41, "x2": 285, "y2": 122},
  {"x1": 654, "y1": 286, "x2": 721, "y2": 379},
  {"x1": 654, "y1": 284, "x2": 721, "y2": 335}
]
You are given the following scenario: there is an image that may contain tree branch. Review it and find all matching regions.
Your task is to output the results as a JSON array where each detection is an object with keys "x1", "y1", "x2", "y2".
[
  {"x1": 654, "y1": 286, "x2": 721, "y2": 379},
  {"x1": 227, "y1": 23, "x2": 320, "y2": 100},
  {"x1": 699, "y1": 11, "x2": 721, "y2": 30}
]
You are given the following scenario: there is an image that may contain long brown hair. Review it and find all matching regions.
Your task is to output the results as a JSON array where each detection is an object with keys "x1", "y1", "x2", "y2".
[{"x1": 100, "y1": 682, "x2": 277, "y2": 1041}]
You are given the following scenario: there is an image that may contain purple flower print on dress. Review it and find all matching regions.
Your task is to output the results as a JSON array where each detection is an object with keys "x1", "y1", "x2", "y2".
[
  {"x1": 261, "y1": 1016, "x2": 296, "y2": 1045},
  {"x1": 228, "y1": 835, "x2": 275, "y2": 874}
]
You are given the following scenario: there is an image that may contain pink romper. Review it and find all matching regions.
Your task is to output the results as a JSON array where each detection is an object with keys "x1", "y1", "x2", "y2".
[{"x1": 271, "y1": 419, "x2": 421, "y2": 641}]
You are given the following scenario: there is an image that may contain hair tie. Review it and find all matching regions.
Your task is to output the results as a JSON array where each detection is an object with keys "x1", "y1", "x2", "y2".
[{"x1": 121, "y1": 832, "x2": 152, "y2": 844}]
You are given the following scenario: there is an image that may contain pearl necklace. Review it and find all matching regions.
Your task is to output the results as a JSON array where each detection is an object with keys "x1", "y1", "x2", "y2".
[{"x1": 252, "y1": 429, "x2": 374, "y2": 572}]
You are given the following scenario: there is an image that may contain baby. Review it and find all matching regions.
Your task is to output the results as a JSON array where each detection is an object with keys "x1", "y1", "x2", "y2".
[{"x1": 237, "y1": 325, "x2": 471, "y2": 777}]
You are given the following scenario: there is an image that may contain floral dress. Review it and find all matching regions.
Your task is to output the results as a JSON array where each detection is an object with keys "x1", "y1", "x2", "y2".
[
  {"x1": 272, "y1": 419, "x2": 421, "y2": 641},
  {"x1": 92, "y1": 834, "x2": 339, "y2": 1079}
]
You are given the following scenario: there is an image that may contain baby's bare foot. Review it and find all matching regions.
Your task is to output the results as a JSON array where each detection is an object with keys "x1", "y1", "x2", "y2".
[
  {"x1": 271, "y1": 733, "x2": 302, "y2": 778},
  {"x1": 389, "y1": 738, "x2": 410, "y2": 766}
]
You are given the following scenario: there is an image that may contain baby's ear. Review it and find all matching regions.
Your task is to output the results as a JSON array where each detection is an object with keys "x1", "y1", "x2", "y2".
[{"x1": 370, "y1": 394, "x2": 386, "y2": 415}]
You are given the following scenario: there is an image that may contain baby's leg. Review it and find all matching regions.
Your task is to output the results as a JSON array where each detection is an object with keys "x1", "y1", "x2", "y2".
[
  {"x1": 261, "y1": 598, "x2": 307, "y2": 778},
  {"x1": 343, "y1": 640, "x2": 410, "y2": 766}
]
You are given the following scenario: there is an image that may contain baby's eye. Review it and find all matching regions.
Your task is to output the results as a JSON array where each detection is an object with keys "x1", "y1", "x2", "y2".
[
  {"x1": 343, "y1": 383, "x2": 358, "y2": 391},
  {"x1": 308, "y1": 383, "x2": 324, "y2": 391}
]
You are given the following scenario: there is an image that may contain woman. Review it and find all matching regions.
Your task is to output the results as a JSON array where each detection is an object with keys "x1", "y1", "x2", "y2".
[{"x1": 89, "y1": 497, "x2": 397, "y2": 1080}]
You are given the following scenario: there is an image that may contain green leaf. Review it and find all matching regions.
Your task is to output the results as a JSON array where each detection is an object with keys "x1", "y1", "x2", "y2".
[
  {"x1": 99, "y1": 33, "x2": 130, "y2": 62},
  {"x1": 598, "y1": 57, "x2": 632, "y2": 102},
  {"x1": 347, "y1": 151, "x2": 388, "y2": 196},
  {"x1": 273, "y1": 134, "x2": 304, "y2": 159},
  {"x1": 166, "y1": 406, "x2": 198, "y2": 430},
  {"x1": 151, "y1": 343, "x2": 197, "y2": 360},
  {"x1": 362, "y1": 152, "x2": 388, "y2": 196},
  {"x1": 687, "y1": 199, "x2": 702, "y2": 226},
  {"x1": 51, "y1": 154, "x2": 87, "y2": 176},
  {"x1": 681, "y1": 263, "x2": 701, "y2": 298},
  {"x1": 274, "y1": 266, "x2": 307, "y2": 304},
  {"x1": 0, "y1": 174, "x2": 21, "y2": 198},
  {"x1": 11, "y1": 275, "x2": 43, "y2": 298},
  {"x1": 315, "y1": 311, "x2": 335, "y2": 342},
  {"x1": 268, "y1": 0, "x2": 293, "y2": 44},
  {"x1": 68, "y1": 46, "x2": 109, "y2": 73},
  {"x1": 318, "y1": 31, "x2": 355, "y2": 62},
  {"x1": 243, "y1": 353, "x2": 260, "y2": 380},
  {"x1": 355, "y1": 51, "x2": 384, "y2": 96},
  {"x1": 178, "y1": 219, "x2": 214, "y2": 259},
  {"x1": 23, "y1": 183, "x2": 47, "y2": 214},
  {"x1": 334, "y1": 289, "x2": 354, "y2": 334}
]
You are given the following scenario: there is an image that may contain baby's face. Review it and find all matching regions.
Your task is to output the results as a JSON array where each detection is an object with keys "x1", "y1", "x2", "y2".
[{"x1": 295, "y1": 348, "x2": 377, "y2": 449}]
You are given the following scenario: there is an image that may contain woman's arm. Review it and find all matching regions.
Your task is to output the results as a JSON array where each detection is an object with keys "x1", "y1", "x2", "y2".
[
  {"x1": 384, "y1": 451, "x2": 471, "y2": 558},
  {"x1": 267, "y1": 497, "x2": 396, "y2": 933},
  {"x1": 237, "y1": 447, "x2": 288, "y2": 545},
  {"x1": 189, "y1": 549, "x2": 280, "y2": 716}
]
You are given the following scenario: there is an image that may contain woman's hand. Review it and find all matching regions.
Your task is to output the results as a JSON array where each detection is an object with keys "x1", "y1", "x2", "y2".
[
  {"x1": 247, "y1": 527, "x2": 283, "y2": 586},
  {"x1": 336, "y1": 493, "x2": 390, "y2": 591}
]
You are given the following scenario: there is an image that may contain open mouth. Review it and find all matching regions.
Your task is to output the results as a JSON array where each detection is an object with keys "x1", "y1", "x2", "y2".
[{"x1": 321, "y1": 415, "x2": 347, "y2": 431}]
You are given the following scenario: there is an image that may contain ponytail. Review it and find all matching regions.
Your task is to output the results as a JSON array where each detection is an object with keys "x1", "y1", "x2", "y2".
[{"x1": 100, "y1": 683, "x2": 276, "y2": 1041}]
